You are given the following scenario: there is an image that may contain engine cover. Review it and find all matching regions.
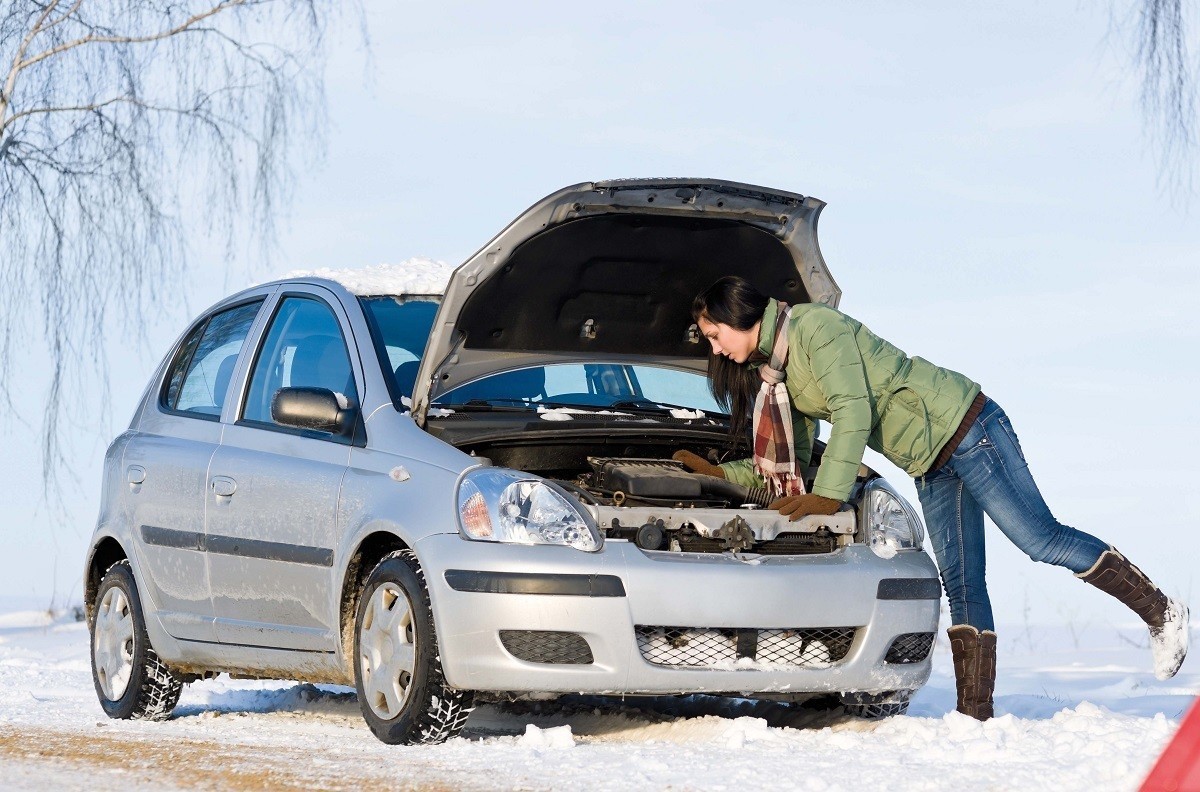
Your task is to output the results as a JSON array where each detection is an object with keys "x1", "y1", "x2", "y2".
[{"x1": 587, "y1": 457, "x2": 702, "y2": 498}]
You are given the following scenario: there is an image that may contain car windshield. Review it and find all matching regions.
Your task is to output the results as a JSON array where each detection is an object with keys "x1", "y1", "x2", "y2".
[
  {"x1": 359, "y1": 295, "x2": 440, "y2": 402},
  {"x1": 433, "y1": 363, "x2": 725, "y2": 415}
]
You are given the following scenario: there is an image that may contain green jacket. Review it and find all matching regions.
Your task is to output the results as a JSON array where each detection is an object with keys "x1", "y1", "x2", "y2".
[{"x1": 719, "y1": 299, "x2": 981, "y2": 501}]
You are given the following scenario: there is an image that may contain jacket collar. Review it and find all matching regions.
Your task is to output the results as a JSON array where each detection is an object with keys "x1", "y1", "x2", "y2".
[{"x1": 755, "y1": 298, "x2": 782, "y2": 359}]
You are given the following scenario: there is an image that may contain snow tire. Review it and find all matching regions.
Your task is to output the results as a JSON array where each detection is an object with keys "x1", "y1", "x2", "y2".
[
  {"x1": 354, "y1": 549, "x2": 474, "y2": 744},
  {"x1": 89, "y1": 560, "x2": 184, "y2": 721},
  {"x1": 840, "y1": 690, "x2": 912, "y2": 719}
]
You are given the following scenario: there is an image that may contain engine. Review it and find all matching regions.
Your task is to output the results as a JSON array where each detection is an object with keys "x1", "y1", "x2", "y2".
[{"x1": 573, "y1": 456, "x2": 773, "y2": 509}]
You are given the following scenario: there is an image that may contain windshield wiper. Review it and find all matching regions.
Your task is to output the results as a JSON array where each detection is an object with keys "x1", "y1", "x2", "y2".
[{"x1": 608, "y1": 399, "x2": 723, "y2": 418}]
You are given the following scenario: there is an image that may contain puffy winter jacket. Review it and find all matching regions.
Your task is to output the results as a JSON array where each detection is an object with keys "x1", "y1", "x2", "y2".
[{"x1": 719, "y1": 299, "x2": 980, "y2": 501}]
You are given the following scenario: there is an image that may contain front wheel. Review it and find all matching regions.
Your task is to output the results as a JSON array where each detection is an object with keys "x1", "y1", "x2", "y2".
[
  {"x1": 354, "y1": 550, "x2": 474, "y2": 744},
  {"x1": 90, "y1": 560, "x2": 183, "y2": 720}
]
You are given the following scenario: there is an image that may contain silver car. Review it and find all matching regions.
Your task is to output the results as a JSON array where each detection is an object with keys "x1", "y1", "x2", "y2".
[{"x1": 85, "y1": 179, "x2": 941, "y2": 744}]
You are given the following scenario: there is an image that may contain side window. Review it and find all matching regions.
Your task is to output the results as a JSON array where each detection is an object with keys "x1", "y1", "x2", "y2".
[
  {"x1": 161, "y1": 300, "x2": 264, "y2": 418},
  {"x1": 242, "y1": 296, "x2": 359, "y2": 426}
]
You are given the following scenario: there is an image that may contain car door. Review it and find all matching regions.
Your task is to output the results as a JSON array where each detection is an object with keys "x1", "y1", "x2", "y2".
[
  {"x1": 124, "y1": 297, "x2": 267, "y2": 642},
  {"x1": 206, "y1": 287, "x2": 360, "y2": 651}
]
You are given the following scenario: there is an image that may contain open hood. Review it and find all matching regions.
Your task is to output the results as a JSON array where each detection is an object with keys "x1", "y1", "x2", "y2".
[{"x1": 412, "y1": 179, "x2": 839, "y2": 425}]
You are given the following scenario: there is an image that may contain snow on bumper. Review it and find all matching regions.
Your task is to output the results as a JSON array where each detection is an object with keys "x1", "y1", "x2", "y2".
[{"x1": 417, "y1": 534, "x2": 941, "y2": 696}]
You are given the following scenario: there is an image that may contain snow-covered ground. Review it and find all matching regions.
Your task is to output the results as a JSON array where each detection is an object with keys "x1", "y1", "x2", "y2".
[{"x1": 0, "y1": 602, "x2": 1193, "y2": 791}]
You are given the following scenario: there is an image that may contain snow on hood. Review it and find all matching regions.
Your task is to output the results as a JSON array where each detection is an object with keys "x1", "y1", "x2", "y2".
[{"x1": 281, "y1": 257, "x2": 455, "y2": 296}]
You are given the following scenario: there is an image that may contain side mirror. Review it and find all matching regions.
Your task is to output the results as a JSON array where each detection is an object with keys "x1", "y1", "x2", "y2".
[{"x1": 271, "y1": 387, "x2": 357, "y2": 435}]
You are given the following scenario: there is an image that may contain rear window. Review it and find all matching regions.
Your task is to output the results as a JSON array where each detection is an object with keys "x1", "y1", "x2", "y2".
[{"x1": 161, "y1": 300, "x2": 264, "y2": 419}]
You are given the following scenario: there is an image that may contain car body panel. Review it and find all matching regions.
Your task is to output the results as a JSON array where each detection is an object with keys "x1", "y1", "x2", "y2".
[{"x1": 418, "y1": 534, "x2": 938, "y2": 694}]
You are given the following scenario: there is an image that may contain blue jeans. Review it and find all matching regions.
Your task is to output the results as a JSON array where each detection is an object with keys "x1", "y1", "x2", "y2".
[{"x1": 914, "y1": 398, "x2": 1109, "y2": 632}]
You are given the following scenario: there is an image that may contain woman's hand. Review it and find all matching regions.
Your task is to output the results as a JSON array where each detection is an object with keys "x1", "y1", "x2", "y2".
[
  {"x1": 672, "y1": 450, "x2": 725, "y2": 479},
  {"x1": 769, "y1": 494, "x2": 842, "y2": 520}
]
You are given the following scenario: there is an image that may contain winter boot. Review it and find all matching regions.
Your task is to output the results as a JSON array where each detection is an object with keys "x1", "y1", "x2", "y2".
[
  {"x1": 1076, "y1": 547, "x2": 1189, "y2": 680},
  {"x1": 947, "y1": 624, "x2": 997, "y2": 721}
]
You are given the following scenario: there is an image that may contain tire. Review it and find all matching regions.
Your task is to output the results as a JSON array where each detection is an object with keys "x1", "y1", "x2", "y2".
[
  {"x1": 840, "y1": 690, "x2": 912, "y2": 719},
  {"x1": 89, "y1": 560, "x2": 184, "y2": 721},
  {"x1": 354, "y1": 550, "x2": 474, "y2": 744}
]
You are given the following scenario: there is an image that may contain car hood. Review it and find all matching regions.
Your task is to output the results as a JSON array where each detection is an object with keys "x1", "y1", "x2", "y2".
[{"x1": 412, "y1": 178, "x2": 839, "y2": 425}]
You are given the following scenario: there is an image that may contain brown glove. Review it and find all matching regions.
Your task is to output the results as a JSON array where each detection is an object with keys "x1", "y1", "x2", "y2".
[
  {"x1": 672, "y1": 450, "x2": 725, "y2": 479},
  {"x1": 769, "y1": 494, "x2": 842, "y2": 521}
]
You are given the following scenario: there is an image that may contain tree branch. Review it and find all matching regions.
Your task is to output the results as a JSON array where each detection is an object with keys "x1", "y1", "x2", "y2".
[{"x1": 18, "y1": 1, "x2": 255, "y2": 72}]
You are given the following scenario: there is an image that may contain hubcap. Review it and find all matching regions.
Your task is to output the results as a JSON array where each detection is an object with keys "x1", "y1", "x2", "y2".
[
  {"x1": 359, "y1": 582, "x2": 417, "y2": 720},
  {"x1": 93, "y1": 586, "x2": 135, "y2": 700}
]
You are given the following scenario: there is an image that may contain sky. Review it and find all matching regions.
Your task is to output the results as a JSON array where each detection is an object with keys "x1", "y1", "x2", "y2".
[{"x1": 2, "y1": 1, "x2": 1197, "y2": 633}]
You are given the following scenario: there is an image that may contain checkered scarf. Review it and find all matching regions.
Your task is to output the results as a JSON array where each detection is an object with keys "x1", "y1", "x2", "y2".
[{"x1": 752, "y1": 304, "x2": 806, "y2": 498}]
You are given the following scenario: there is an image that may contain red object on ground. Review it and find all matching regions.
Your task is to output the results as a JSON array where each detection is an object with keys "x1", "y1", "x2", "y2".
[{"x1": 1141, "y1": 698, "x2": 1200, "y2": 792}]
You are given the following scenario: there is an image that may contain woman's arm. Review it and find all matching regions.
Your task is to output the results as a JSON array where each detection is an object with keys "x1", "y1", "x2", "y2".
[
  {"x1": 717, "y1": 412, "x2": 817, "y2": 487},
  {"x1": 797, "y1": 308, "x2": 872, "y2": 502}
]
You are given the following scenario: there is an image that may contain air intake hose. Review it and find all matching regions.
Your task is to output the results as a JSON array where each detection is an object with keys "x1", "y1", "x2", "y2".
[{"x1": 691, "y1": 474, "x2": 774, "y2": 508}]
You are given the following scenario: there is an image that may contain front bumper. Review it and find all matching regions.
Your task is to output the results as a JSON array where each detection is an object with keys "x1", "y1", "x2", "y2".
[{"x1": 418, "y1": 533, "x2": 941, "y2": 696}]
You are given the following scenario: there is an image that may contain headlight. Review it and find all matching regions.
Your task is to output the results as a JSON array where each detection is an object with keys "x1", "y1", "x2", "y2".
[
  {"x1": 456, "y1": 468, "x2": 602, "y2": 552},
  {"x1": 860, "y1": 479, "x2": 925, "y2": 559}
]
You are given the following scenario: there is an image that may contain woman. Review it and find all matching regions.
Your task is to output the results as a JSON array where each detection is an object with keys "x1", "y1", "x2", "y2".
[{"x1": 674, "y1": 276, "x2": 1188, "y2": 720}]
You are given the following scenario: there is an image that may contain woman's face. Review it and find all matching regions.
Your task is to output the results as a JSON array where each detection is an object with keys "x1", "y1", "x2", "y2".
[{"x1": 697, "y1": 316, "x2": 760, "y2": 364}]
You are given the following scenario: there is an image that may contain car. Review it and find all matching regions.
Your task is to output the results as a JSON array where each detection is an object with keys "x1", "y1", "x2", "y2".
[{"x1": 85, "y1": 178, "x2": 942, "y2": 744}]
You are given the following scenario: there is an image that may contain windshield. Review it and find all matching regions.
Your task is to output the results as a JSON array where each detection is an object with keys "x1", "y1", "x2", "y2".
[
  {"x1": 359, "y1": 295, "x2": 440, "y2": 402},
  {"x1": 432, "y1": 363, "x2": 724, "y2": 415}
]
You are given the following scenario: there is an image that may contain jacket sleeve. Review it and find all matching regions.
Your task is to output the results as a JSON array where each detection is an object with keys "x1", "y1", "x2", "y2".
[
  {"x1": 717, "y1": 411, "x2": 817, "y2": 488},
  {"x1": 797, "y1": 309, "x2": 872, "y2": 502}
]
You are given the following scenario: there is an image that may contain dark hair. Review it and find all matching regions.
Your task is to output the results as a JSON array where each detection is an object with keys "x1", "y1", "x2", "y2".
[{"x1": 692, "y1": 276, "x2": 769, "y2": 441}]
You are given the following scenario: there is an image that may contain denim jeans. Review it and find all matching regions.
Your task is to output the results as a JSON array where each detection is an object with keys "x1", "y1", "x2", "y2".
[{"x1": 914, "y1": 398, "x2": 1109, "y2": 632}]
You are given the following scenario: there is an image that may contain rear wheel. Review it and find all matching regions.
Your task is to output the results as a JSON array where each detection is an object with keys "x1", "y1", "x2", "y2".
[
  {"x1": 90, "y1": 560, "x2": 183, "y2": 720},
  {"x1": 354, "y1": 550, "x2": 474, "y2": 744},
  {"x1": 840, "y1": 690, "x2": 912, "y2": 719}
]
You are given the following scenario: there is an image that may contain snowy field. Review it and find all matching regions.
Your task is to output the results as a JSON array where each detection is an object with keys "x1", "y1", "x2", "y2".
[{"x1": 0, "y1": 602, "x2": 1193, "y2": 791}]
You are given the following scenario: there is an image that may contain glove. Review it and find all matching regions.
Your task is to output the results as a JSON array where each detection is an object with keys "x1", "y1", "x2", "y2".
[
  {"x1": 672, "y1": 450, "x2": 725, "y2": 479},
  {"x1": 769, "y1": 494, "x2": 842, "y2": 521}
]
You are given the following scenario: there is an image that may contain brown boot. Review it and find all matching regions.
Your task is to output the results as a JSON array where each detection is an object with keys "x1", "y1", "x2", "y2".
[
  {"x1": 947, "y1": 624, "x2": 997, "y2": 721},
  {"x1": 1077, "y1": 547, "x2": 1189, "y2": 680}
]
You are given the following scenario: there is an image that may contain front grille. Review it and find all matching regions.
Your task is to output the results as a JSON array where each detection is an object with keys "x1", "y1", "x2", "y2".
[
  {"x1": 499, "y1": 630, "x2": 594, "y2": 665},
  {"x1": 884, "y1": 632, "x2": 935, "y2": 664},
  {"x1": 671, "y1": 532, "x2": 838, "y2": 556},
  {"x1": 635, "y1": 626, "x2": 856, "y2": 668}
]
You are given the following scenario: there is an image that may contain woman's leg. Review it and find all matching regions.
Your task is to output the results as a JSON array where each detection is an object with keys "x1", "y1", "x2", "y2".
[
  {"x1": 943, "y1": 400, "x2": 1108, "y2": 573},
  {"x1": 915, "y1": 465, "x2": 993, "y2": 631},
  {"x1": 916, "y1": 465, "x2": 997, "y2": 719},
  {"x1": 946, "y1": 398, "x2": 1187, "y2": 679}
]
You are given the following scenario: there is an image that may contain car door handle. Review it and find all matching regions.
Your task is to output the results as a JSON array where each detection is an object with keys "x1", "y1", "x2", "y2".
[
  {"x1": 126, "y1": 465, "x2": 146, "y2": 486},
  {"x1": 211, "y1": 476, "x2": 237, "y2": 498}
]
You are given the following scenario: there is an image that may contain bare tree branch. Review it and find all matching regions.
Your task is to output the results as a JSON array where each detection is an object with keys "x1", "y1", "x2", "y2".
[
  {"x1": 17, "y1": 1, "x2": 249, "y2": 71},
  {"x1": 0, "y1": 0, "x2": 361, "y2": 491},
  {"x1": 1128, "y1": 0, "x2": 1198, "y2": 195}
]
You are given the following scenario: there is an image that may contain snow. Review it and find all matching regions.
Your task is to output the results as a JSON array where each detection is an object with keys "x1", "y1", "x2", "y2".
[
  {"x1": 1152, "y1": 598, "x2": 1190, "y2": 680},
  {"x1": 537, "y1": 405, "x2": 634, "y2": 421},
  {"x1": 0, "y1": 603, "x2": 1194, "y2": 790},
  {"x1": 281, "y1": 257, "x2": 456, "y2": 296},
  {"x1": 669, "y1": 408, "x2": 707, "y2": 419}
]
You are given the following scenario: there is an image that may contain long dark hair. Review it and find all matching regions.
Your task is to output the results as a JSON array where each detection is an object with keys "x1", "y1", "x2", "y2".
[{"x1": 692, "y1": 276, "x2": 769, "y2": 441}]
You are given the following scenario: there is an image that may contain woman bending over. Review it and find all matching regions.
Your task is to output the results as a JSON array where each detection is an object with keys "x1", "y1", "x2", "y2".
[{"x1": 675, "y1": 276, "x2": 1188, "y2": 720}]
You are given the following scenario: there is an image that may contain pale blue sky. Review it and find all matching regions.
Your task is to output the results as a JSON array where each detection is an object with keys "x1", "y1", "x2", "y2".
[{"x1": 3, "y1": 1, "x2": 1197, "y2": 630}]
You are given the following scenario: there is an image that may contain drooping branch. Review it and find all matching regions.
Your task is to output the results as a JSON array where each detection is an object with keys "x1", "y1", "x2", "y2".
[
  {"x1": 1131, "y1": 0, "x2": 1197, "y2": 193},
  {"x1": 0, "y1": 0, "x2": 358, "y2": 491}
]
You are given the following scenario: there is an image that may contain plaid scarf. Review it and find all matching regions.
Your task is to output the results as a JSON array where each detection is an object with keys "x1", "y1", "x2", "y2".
[{"x1": 752, "y1": 304, "x2": 806, "y2": 498}]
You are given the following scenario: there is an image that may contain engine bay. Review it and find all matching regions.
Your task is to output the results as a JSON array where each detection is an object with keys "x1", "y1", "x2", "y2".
[{"x1": 438, "y1": 424, "x2": 863, "y2": 555}]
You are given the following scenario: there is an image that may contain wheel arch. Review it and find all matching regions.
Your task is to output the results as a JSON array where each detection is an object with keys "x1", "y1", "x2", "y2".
[
  {"x1": 85, "y1": 536, "x2": 130, "y2": 622},
  {"x1": 339, "y1": 528, "x2": 413, "y2": 675}
]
